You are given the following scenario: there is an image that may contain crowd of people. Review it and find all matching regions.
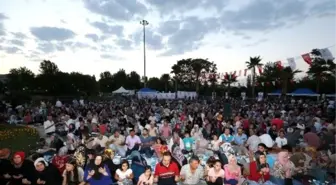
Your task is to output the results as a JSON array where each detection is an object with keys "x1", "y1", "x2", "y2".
[{"x1": 0, "y1": 97, "x2": 335, "y2": 185}]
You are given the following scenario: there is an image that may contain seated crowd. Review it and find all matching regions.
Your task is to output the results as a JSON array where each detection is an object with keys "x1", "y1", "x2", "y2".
[{"x1": 0, "y1": 99, "x2": 335, "y2": 185}]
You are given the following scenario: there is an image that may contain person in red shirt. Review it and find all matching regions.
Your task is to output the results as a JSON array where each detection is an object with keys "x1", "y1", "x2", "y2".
[
  {"x1": 154, "y1": 152, "x2": 180, "y2": 185},
  {"x1": 99, "y1": 122, "x2": 107, "y2": 135},
  {"x1": 248, "y1": 151, "x2": 271, "y2": 184},
  {"x1": 271, "y1": 114, "x2": 284, "y2": 130}
]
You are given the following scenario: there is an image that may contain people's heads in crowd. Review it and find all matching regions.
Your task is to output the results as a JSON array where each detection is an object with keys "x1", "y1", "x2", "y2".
[
  {"x1": 258, "y1": 143, "x2": 267, "y2": 153},
  {"x1": 34, "y1": 157, "x2": 48, "y2": 172},
  {"x1": 65, "y1": 157, "x2": 78, "y2": 172},
  {"x1": 121, "y1": 159, "x2": 130, "y2": 171},
  {"x1": 129, "y1": 129, "x2": 135, "y2": 137},
  {"x1": 206, "y1": 156, "x2": 216, "y2": 168},
  {"x1": 228, "y1": 154, "x2": 237, "y2": 165},
  {"x1": 144, "y1": 165, "x2": 152, "y2": 176},
  {"x1": 13, "y1": 151, "x2": 25, "y2": 165},
  {"x1": 142, "y1": 128, "x2": 148, "y2": 136},
  {"x1": 161, "y1": 151, "x2": 172, "y2": 166},
  {"x1": 0, "y1": 148, "x2": 11, "y2": 159},
  {"x1": 94, "y1": 155, "x2": 103, "y2": 166},
  {"x1": 189, "y1": 155, "x2": 200, "y2": 169},
  {"x1": 224, "y1": 127, "x2": 230, "y2": 135}
]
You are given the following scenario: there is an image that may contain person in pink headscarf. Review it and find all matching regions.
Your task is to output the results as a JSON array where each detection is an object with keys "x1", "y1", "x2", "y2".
[{"x1": 270, "y1": 150, "x2": 302, "y2": 185}]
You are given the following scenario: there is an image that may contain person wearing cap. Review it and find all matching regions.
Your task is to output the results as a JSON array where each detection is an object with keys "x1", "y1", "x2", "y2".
[{"x1": 9, "y1": 151, "x2": 36, "y2": 185}]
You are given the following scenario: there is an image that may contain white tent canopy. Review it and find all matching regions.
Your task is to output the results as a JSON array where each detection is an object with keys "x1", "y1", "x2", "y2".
[{"x1": 112, "y1": 86, "x2": 130, "y2": 94}]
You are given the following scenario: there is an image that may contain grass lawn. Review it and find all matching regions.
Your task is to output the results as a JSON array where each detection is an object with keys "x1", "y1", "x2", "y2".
[{"x1": 0, "y1": 124, "x2": 40, "y2": 155}]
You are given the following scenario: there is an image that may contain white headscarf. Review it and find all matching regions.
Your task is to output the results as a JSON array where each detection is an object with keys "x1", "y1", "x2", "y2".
[{"x1": 34, "y1": 157, "x2": 48, "y2": 167}]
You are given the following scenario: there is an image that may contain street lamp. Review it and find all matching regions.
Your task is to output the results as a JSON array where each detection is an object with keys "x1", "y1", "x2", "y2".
[{"x1": 140, "y1": 19, "x2": 149, "y2": 87}]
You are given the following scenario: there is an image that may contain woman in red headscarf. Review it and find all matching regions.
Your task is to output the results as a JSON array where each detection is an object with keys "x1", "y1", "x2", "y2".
[{"x1": 9, "y1": 151, "x2": 37, "y2": 185}]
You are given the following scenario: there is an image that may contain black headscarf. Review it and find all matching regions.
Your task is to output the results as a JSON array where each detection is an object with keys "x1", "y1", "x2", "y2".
[{"x1": 88, "y1": 156, "x2": 104, "y2": 180}]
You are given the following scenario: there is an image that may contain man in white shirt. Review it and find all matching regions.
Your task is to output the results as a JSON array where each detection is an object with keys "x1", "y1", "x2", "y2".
[
  {"x1": 246, "y1": 129, "x2": 261, "y2": 152},
  {"x1": 125, "y1": 129, "x2": 142, "y2": 156},
  {"x1": 93, "y1": 134, "x2": 109, "y2": 148},
  {"x1": 259, "y1": 132, "x2": 274, "y2": 148},
  {"x1": 44, "y1": 115, "x2": 55, "y2": 136},
  {"x1": 275, "y1": 130, "x2": 288, "y2": 148}
]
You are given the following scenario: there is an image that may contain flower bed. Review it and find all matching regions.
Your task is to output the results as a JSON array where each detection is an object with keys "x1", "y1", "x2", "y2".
[{"x1": 0, "y1": 124, "x2": 39, "y2": 155}]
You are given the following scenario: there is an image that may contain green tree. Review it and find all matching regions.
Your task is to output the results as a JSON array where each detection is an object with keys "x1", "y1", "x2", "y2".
[
  {"x1": 7, "y1": 67, "x2": 35, "y2": 92},
  {"x1": 307, "y1": 49, "x2": 335, "y2": 93},
  {"x1": 246, "y1": 56, "x2": 263, "y2": 98},
  {"x1": 147, "y1": 77, "x2": 161, "y2": 90},
  {"x1": 99, "y1": 71, "x2": 113, "y2": 92},
  {"x1": 222, "y1": 73, "x2": 238, "y2": 94},
  {"x1": 172, "y1": 58, "x2": 215, "y2": 93},
  {"x1": 171, "y1": 63, "x2": 182, "y2": 93},
  {"x1": 127, "y1": 71, "x2": 141, "y2": 89},
  {"x1": 160, "y1": 73, "x2": 170, "y2": 92}
]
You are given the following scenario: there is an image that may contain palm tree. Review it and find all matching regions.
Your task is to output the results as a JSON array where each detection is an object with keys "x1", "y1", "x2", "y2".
[
  {"x1": 160, "y1": 73, "x2": 170, "y2": 92},
  {"x1": 222, "y1": 74, "x2": 238, "y2": 94},
  {"x1": 307, "y1": 49, "x2": 335, "y2": 93},
  {"x1": 246, "y1": 56, "x2": 263, "y2": 98},
  {"x1": 279, "y1": 67, "x2": 302, "y2": 95},
  {"x1": 171, "y1": 64, "x2": 182, "y2": 97},
  {"x1": 190, "y1": 58, "x2": 212, "y2": 94}
]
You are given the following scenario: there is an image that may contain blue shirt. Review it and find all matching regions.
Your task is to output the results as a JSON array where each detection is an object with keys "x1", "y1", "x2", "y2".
[
  {"x1": 220, "y1": 134, "x2": 234, "y2": 143},
  {"x1": 266, "y1": 154, "x2": 277, "y2": 168},
  {"x1": 234, "y1": 134, "x2": 247, "y2": 145},
  {"x1": 183, "y1": 137, "x2": 195, "y2": 151}
]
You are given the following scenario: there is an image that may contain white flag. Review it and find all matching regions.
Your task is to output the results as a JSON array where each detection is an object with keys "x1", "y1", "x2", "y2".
[
  {"x1": 287, "y1": 58, "x2": 296, "y2": 71},
  {"x1": 272, "y1": 81, "x2": 275, "y2": 86},
  {"x1": 319, "y1": 48, "x2": 334, "y2": 61}
]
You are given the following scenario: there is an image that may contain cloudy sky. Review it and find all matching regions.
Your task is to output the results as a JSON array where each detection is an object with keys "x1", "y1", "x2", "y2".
[{"x1": 0, "y1": 0, "x2": 335, "y2": 80}]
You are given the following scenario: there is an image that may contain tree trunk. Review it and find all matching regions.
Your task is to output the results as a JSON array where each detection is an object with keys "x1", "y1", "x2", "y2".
[
  {"x1": 175, "y1": 79, "x2": 178, "y2": 98},
  {"x1": 252, "y1": 67, "x2": 256, "y2": 98},
  {"x1": 196, "y1": 75, "x2": 200, "y2": 95},
  {"x1": 316, "y1": 77, "x2": 320, "y2": 94},
  {"x1": 165, "y1": 82, "x2": 168, "y2": 92}
]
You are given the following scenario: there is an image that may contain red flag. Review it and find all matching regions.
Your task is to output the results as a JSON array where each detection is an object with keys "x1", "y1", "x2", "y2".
[
  {"x1": 302, "y1": 53, "x2": 312, "y2": 66},
  {"x1": 276, "y1": 61, "x2": 283, "y2": 70},
  {"x1": 238, "y1": 70, "x2": 242, "y2": 76},
  {"x1": 244, "y1": 69, "x2": 248, "y2": 76},
  {"x1": 233, "y1": 71, "x2": 236, "y2": 77},
  {"x1": 257, "y1": 66, "x2": 263, "y2": 75}
]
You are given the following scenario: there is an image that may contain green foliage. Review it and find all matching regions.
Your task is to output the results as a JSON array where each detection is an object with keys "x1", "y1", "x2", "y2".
[{"x1": 1, "y1": 51, "x2": 335, "y2": 99}]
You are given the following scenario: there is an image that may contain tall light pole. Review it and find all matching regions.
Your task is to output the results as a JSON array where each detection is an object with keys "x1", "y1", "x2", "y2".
[{"x1": 140, "y1": 19, "x2": 149, "y2": 87}]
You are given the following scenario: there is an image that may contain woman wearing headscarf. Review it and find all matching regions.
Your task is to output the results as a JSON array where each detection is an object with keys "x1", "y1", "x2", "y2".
[
  {"x1": 223, "y1": 155, "x2": 241, "y2": 185},
  {"x1": 84, "y1": 155, "x2": 112, "y2": 185},
  {"x1": 52, "y1": 146, "x2": 69, "y2": 174},
  {"x1": 62, "y1": 157, "x2": 85, "y2": 185},
  {"x1": 34, "y1": 157, "x2": 62, "y2": 185},
  {"x1": 65, "y1": 133, "x2": 78, "y2": 154},
  {"x1": 195, "y1": 132, "x2": 209, "y2": 155},
  {"x1": 103, "y1": 149, "x2": 119, "y2": 182},
  {"x1": 191, "y1": 124, "x2": 202, "y2": 141},
  {"x1": 9, "y1": 151, "x2": 36, "y2": 185},
  {"x1": 270, "y1": 150, "x2": 302, "y2": 185}
]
